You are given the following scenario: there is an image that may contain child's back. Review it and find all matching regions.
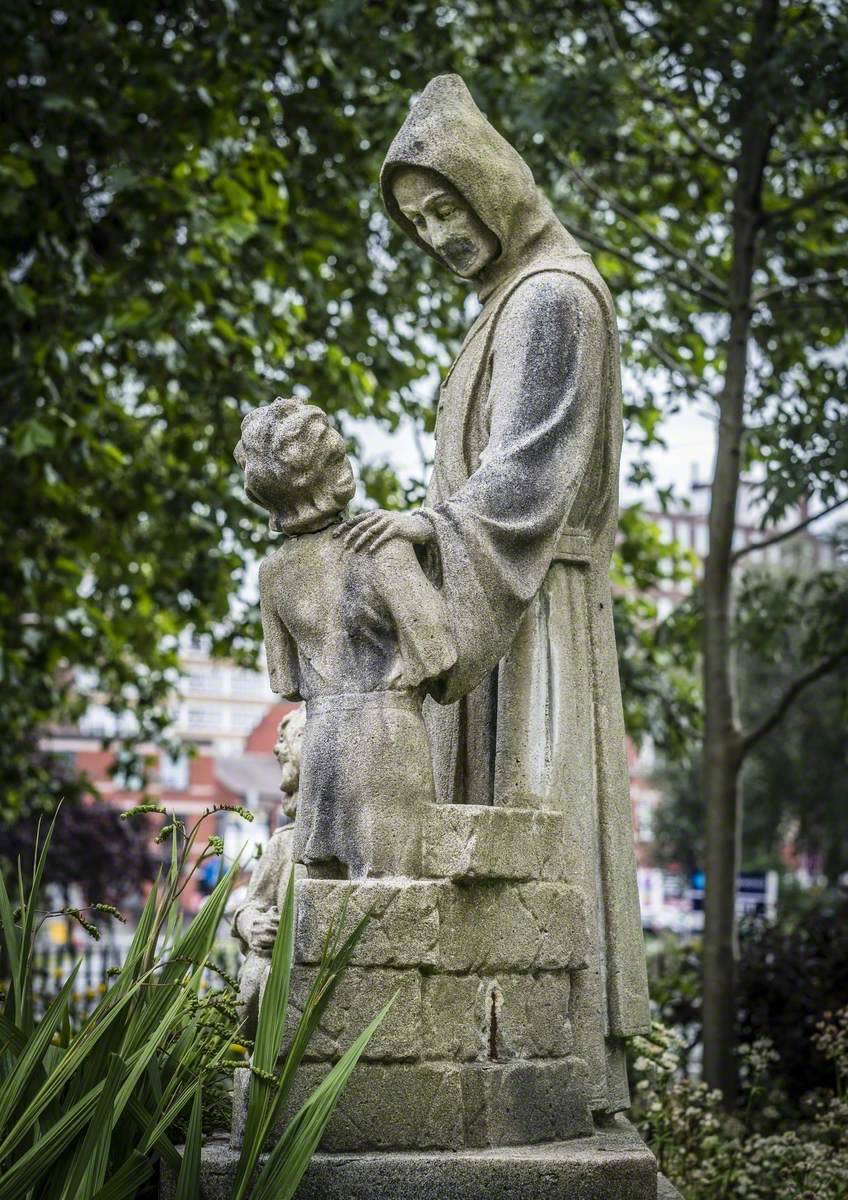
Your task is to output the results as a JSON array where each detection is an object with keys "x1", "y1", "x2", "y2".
[{"x1": 261, "y1": 527, "x2": 455, "y2": 880}]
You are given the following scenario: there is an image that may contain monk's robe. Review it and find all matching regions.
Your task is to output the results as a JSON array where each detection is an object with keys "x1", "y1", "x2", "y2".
[{"x1": 382, "y1": 74, "x2": 651, "y2": 1113}]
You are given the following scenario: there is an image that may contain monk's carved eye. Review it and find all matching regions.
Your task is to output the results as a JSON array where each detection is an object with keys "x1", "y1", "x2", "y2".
[{"x1": 435, "y1": 203, "x2": 457, "y2": 219}]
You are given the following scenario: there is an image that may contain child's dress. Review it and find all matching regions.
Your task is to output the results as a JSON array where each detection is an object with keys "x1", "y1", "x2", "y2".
[{"x1": 259, "y1": 528, "x2": 456, "y2": 879}]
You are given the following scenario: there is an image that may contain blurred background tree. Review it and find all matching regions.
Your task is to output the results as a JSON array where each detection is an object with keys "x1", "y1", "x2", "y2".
[{"x1": 2, "y1": 801, "x2": 157, "y2": 911}]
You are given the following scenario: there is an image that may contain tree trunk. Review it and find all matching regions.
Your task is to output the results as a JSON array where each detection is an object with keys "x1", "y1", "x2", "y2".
[{"x1": 701, "y1": 0, "x2": 777, "y2": 1105}]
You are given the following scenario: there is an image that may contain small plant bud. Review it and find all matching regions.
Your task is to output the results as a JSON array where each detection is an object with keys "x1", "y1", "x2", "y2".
[{"x1": 120, "y1": 804, "x2": 166, "y2": 820}]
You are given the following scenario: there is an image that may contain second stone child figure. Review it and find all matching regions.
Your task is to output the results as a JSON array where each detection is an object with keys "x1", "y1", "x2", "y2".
[{"x1": 234, "y1": 397, "x2": 456, "y2": 880}]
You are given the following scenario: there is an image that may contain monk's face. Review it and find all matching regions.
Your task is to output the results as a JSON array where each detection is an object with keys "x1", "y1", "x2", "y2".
[{"x1": 393, "y1": 167, "x2": 499, "y2": 279}]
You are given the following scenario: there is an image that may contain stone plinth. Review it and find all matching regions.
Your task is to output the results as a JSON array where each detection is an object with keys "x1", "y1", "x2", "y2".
[
  {"x1": 422, "y1": 804, "x2": 565, "y2": 880},
  {"x1": 229, "y1": 804, "x2": 610, "y2": 1160},
  {"x1": 233, "y1": 825, "x2": 595, "y2": 1155},
  {"x1": 162, "y1": 1117, "x2": 670, "y2": 1200}
]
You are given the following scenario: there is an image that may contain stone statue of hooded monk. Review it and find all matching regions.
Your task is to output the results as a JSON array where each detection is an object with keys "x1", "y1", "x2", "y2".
[{"x1": 339, "y1": 73, "x2": 651, "y2": 1114}]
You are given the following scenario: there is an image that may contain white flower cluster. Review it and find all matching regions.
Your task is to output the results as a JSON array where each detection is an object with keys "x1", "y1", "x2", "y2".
[{"x1": 629, "y1": 1011, "x2": 848, "y2": 1199}]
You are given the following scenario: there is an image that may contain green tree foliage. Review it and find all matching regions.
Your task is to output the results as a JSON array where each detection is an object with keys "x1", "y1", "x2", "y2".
[
  {"x1": 647, "y1": 894, "x2": 848, "y2": 1112},
  {"x1": 0, "y1": 0, "x2": 702, "y2": 820},
  {"x1": 653, "y1": 563, "x2": 848, "y2": 881},
  {"x1": 1, "y1": 799, "x2": 157, "y2": 907},
  {"x1": 534, "y1": 0, "x2": 848, "y2": 1097},
  {"x1": 0, "y1": 2, "x2": 470, "y2": 818}
]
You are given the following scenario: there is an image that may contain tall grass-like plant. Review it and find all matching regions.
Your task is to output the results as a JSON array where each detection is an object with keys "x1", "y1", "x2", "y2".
[
  {"x1": 0, "y1": 805, "x2": 246, "y2": 1199},
  {"x1": 0, "y1": 807, "x2": 391, "y2": 1199}
]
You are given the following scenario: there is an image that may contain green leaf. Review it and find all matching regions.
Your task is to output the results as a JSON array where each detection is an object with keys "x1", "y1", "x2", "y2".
[
  {"x1": 90, "y1": 1151, "x2": 152, "y2": 1200},
  {"x1": 11, "y1": 419, "x2": 55, "y2": 458},
  {"x1": 232, "y1": 866, "x2": 296, "y2": 1199},
  {"x1": 174, "y1": 1084, "x2": 204, "y2": 1200},
  {"x1": 0, "y1": 1079, "x2": 105, "y2": 1200},
  {"x1": 58, "y1": 1052, "x2": 128, "y2": 1200},
  {"x1": 0, "y1": 963, "x2": 80, "y2": 1135},
  {"x1": 251, "y1": 994, "x2": 397, "y2": 1200},
  {"x1": 0, "y1": 1011, "x2": 26, "y2": 1056},
  {"x1": 0, "y1": 979, "x2": 143, "y2": 1162}
]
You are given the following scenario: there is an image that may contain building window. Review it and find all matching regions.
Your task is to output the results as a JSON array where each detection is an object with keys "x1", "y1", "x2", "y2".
[
  {"x1": 186, "y1": 706, "x2": 222, "y2": 732},
  {"x1": 636, "y1": 798, "x2": 653, "y2": 843},
  {"x1": 230, "y1": 668, "x2": 269, "y2": 699},
  {"x1": 230, "y1": 707, "x2": 261, "y2": 735},
  {"x1": 187, "y1": 670, "x2": 211, "y2": 690},
  {"x1": 160, "y1": 753, "x2": 189, "y2": 791}
]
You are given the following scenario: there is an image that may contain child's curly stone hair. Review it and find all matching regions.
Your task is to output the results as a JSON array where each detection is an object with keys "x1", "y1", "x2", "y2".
[{"x1": 234, "y1": 397, "x2": 355, "y2": 534}]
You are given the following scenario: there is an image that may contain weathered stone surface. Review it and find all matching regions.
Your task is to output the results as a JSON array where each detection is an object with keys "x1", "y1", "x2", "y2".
[
  {"x1": 421, "y1": 971, "x2": 573, "y2": 1061},
  {"x1": 295, "y1": 878, "x2": 441, "y2": 967},
  {"x1": 163, "y1": 1116, "x2": 658, "y2": 1200},
  {"x1": 422, "y1": 803, "x2": 565, "y2": 880},
  {"x1": 381, "y1": 73, "x2": 653, "y2": 1119},
  {"x1": 437, "y1": 880, "x2": 589, "y2": 973},
  {"x1": 420, "y1": 973, "x2": 483, "y2": 1060},
  {"x1": 239, "y1": 398, "x2": 460, "y2": 884},
  {"x1": 295, "y1": 877, "x2": 589, "y2": 973},
  {"x1": 461, "y1": 1058, "x2": 593, "y2": 1147},
  {"x1": 286, "y1": 966, "x2": 421, "y2": 1062},
  {"x1": 233, "y1": 1061, "x2": 466, "y2": 1152},
  {"x1": 233, "y1": 1054, "x2": 591, "y2": 1153}
]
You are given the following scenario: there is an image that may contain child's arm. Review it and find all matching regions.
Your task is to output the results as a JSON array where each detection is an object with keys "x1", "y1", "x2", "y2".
[
  {"x1": 259, "y1": 557, "x2": 301, "y2": 699},
  {"x1": 232, "y1": 830, "x2": 291, "y2": 952},
  {"x1": 374, "y1": 540, "x2": 457, "y2": 689}
]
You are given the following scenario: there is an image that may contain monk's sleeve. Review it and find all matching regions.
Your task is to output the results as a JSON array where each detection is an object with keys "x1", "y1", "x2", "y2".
[{"x1": 422, "y1": 271, "x2": 606, "y2": 704}]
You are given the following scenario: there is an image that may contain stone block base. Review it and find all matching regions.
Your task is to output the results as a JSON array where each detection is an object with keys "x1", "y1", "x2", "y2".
[
  {"x1": 232, "y1": 1056, "x2": 592, "y2": 1152},
  {"x1": 295, "y1": 877, "x2": 588, "y2": 972},
  {"x1": 161, "y1": 1117, "x2": 670, "y2": 1199}
]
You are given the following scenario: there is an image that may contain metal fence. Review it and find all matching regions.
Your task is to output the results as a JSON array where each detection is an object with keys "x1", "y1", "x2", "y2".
[
  {"x1": 29, "y1": 941, "x2": 241, "y2": 1019},
  {"x1": 31, "y1": 943, "x2": 124, "y2": 1017}
]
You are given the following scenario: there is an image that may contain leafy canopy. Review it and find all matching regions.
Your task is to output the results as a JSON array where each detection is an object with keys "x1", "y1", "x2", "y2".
[{"x1": 3, "y1": 1, "x2": 846, "y2": 820}]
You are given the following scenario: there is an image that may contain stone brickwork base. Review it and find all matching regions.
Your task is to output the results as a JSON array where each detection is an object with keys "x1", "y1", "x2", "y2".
[
  {"x1": 161, "y1": 1116, "x2": 683, "y2": 1200},
  {"x1": 231, "y1": 1056, "x2": 592, "y2": 1152}
]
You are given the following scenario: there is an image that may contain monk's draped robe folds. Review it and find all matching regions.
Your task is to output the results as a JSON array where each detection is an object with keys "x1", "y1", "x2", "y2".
[{"x1": 382, "y1": 74, "x2": 651, "y2": 1113}]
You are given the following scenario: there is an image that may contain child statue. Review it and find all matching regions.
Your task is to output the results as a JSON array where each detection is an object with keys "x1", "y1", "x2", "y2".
[
  {"x1": 234, "y1": 397, "x2": 456, "y2": 882},
  {"x1": 232, "y1": 706, "x2": 305, "y2": 1039}
]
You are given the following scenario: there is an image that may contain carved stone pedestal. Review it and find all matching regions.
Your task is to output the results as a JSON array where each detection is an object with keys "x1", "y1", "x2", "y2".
[
  {"x1": 191, "y1": 803, "x2": 671, "y2": 1197},
  {"x1": 232, "y1": 804, "x2": 595, "y2": 1153}
]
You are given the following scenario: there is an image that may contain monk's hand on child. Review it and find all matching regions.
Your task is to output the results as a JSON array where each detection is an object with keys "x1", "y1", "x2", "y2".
[
  {"x1": 249, "y1": 907, "x2": 280, "y2": 953},
  {"x1": 335, "y1": 509, "x2": 434, "y2": 554}
]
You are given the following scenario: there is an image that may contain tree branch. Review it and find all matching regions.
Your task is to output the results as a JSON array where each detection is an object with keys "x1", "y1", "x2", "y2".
[
  {"x1": 739, "y1": 648, "x2": 848, "y2": 758},
  {"x1": 752, "y1": 270, "x2": 848, "y2": 305},
  {"x1": 643, "y1": 338, "x2": 708, "y2": 395},
  {"x1": 597, "y1": 4, "x2": 733, "y2": 168},
  {"x1": 774, "y1": 146, "x2": 846, "y2": 169},
  {"x1": 566, "y1": 223, "x2": 725, "y2": 306},
  {"x1": 559, "y1": 154, "x2": 728, "y2": 304},
  {"x1": 763, "y1": 178, "x2": 848, "y2": 225},
  {"x1": 731, "y1": 496, "x2": 848, "y2": 563}
]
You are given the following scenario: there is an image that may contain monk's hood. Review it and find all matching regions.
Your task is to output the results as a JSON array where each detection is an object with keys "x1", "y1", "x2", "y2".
[{"x1": 381, "y1": 74, "x2": 583, "y2": 299}]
